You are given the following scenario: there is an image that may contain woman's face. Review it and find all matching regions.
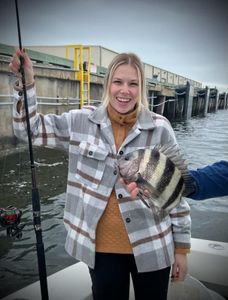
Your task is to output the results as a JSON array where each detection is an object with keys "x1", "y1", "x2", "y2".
[{"x1": 109, "y1": 64, "x2": 140, "y2": 114}]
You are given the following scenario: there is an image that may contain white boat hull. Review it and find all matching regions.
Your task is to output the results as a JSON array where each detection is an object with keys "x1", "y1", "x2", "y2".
[{"x1": 188, "y1": 238, "x2": 228, "y2": 298}]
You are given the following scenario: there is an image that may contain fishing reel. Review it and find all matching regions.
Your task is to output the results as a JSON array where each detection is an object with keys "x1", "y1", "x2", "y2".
[{"x1": 0, "y1": 205, "x2": 25, "y2": 239}]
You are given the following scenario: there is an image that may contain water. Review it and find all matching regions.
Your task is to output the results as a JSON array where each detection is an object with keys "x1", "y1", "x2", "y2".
[
  {"x1": 0, "y1": 148, "x2": 75, "y2": 298},
  {"x1": 172, "y1": 110, "x2": 228, "y2": 243},
  {"x1": 0, "y1": 110, "x2": 228, "y2": 298}
]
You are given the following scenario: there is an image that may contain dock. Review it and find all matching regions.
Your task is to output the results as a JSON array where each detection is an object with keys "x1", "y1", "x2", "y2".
[{"x1": 0, "y1": 43, "x2": 227, "y2": 149}]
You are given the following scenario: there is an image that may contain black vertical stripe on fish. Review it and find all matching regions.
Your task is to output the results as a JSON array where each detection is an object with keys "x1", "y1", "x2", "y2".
[
  {"x1": 151, "y1": 148, "x2": 160, "y2": 164},
  {"x1": 156, "y1": 157, "x2": 175, "y2": 194},
  {"x1": 139, "y1": 150, "x2": 146, "y2": 168},
  {"x1": 162, "y1": 176, "x2": 184, "y2": 210},
  {"x1": 146, "y1": 148, "x2": 160, "y2": 174}
]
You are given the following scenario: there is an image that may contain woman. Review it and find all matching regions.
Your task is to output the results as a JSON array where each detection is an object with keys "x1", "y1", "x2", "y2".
[{"x1": 10, "y1": 49, "x2": 191, "y2": 300}]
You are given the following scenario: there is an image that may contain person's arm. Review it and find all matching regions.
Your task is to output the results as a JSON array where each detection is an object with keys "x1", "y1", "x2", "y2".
[
  {"x1": 10, "y1": 49, "x2": 71, "y2": 151},
  {"x1": 187, "y1": 160, "x2": 228, "y2": 200}
]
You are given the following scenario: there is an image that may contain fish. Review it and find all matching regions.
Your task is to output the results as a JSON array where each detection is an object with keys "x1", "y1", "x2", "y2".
[{"x1": 118, "y1": 145, "x2": 193, "y2": 214}]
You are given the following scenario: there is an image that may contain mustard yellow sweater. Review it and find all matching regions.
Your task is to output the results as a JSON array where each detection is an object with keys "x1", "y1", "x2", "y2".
[{"x1": 96, "y1": 104, "x2": 137, "y2": 253}]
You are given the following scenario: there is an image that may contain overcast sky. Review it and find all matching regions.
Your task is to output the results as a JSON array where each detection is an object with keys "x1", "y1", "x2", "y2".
[{"x1": 1, "y1": 0, "x2": 227, "y2": 92}]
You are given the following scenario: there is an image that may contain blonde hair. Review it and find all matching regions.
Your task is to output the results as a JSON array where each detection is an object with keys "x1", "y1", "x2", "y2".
[{"x1": 102, "y1": 52, "x2": 148, "y2": 110}]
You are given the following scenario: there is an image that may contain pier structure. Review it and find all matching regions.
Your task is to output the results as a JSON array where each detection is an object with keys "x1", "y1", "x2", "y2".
[
  {"x1": 218, "y1": 92, "x2": 228, "y2": 110},
  {"x1": 0, "y1": 43, "x2": 227, "y2": 149}
]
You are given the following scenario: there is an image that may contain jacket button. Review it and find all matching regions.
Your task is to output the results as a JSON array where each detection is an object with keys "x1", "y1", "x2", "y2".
[
  {"x1": 113, "y1": 170, "x2": 117, "y2": 175},
  {"x1": 88, "y1": 151, "x2": 93, "y2": 156},
  {"x1": 118, "y1": 194, "x2": 123, "y2": 199},
  {"x1": 119, "y1": 150, "x2": 124, "y2": 155},
  {"x1": 18, "y1": 91, "x2": 23, "y2": 96},
  {"x1": 126, "y1": 218, "x2": 131, "y2": 223}
]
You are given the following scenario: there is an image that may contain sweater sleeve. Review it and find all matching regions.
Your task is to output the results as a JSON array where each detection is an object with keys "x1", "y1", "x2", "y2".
[{"x1": 188, "y1": 160, "x2": 228, "y2": 200}]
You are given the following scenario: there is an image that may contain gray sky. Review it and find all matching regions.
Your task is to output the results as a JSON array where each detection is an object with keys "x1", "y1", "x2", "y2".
[{"x1": 1, "y1": 0, "x2": 227, "y2": 92}]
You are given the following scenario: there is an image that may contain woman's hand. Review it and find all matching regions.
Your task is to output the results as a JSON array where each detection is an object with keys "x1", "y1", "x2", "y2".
[
  {"x1": 9, "y1": 48, "x2": 34, "y2": 84},
  {"x1": 119, "y1": 177, "x2": 139, "y2": 198},
  {"x1": 171, "y1": 253, "x2": 188, "y2": 282},
  {"x1": 120, "y1": 177, "x2": 150, "y2": 199}
]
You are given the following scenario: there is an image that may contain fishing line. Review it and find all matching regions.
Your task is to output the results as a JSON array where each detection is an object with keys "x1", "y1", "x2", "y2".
[
  {"x1": 14, "y1": 0, "x2": 49, "y2": 299},
  {"x1": 0, "y1": 151, "x2": 7, "y2": 198}
]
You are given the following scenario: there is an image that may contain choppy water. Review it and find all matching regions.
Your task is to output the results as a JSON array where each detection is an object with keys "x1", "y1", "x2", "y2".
[{"x1": 0, "y1": 109, "x2": 228, "y2": 298}]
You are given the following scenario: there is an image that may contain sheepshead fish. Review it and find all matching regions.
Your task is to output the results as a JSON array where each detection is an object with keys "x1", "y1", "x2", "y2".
[{"x1": 118, "y1": 145, "x2": 192, "y2": 213}]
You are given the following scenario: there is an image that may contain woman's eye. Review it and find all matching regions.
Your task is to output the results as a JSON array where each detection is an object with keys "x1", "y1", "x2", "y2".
[{"x1": 113, "y1": 80, "x2": 121, "y2": 84}]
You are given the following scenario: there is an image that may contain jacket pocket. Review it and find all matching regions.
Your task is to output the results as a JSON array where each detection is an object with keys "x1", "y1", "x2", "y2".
[{"x1": 75, "y1": 141, "x2": 109, "y2": 189}]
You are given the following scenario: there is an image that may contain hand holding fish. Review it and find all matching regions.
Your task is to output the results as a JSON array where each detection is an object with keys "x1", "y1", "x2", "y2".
[
  {"x1": 120, "y1": 178, "x2": 149, "y2": 199},
  {"x1": 9, "y1": 48, "x2": 34, "y2": 85},
  {"x1": 119, "y1": 178, "x2": 139, "y2": 198}
]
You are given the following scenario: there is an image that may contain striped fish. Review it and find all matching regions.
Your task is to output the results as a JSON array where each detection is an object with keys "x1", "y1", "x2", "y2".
[{"x1": 118, "y1": 145, "x2": 192, "y2": 214}]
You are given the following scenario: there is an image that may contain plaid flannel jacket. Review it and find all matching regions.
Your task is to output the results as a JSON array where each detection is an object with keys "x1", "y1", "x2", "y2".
[{"x1": 13, "y1": 87, "x2": 191, "y2": 272}]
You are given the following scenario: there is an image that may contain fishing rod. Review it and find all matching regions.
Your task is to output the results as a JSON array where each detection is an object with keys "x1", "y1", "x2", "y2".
[{"x1": 14, "y1": 0, "x2": 49, "y2": 299}]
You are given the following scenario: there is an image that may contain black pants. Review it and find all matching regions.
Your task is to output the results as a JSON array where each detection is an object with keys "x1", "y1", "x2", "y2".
[{"x1": 88, "y1": 253, "x2": 171, "y2": 300}]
